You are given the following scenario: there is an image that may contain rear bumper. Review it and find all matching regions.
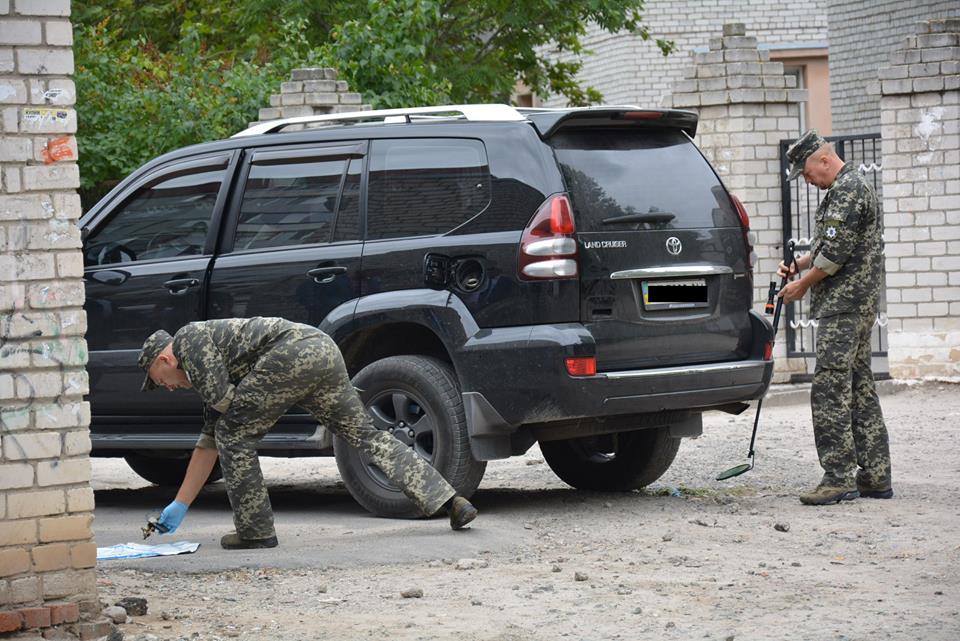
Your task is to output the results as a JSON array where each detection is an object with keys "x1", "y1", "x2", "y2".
[{"x1": 457, "y1": 310, "x2": 774, "y2": 459}]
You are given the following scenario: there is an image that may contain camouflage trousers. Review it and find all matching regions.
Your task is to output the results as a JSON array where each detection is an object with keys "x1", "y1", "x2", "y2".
[
  {"x1": 215, "y1": 333, "x2": 456, "y2": 540},
  {"x1": 811, "y1": 312, "x2": 891, "y2": 488}
]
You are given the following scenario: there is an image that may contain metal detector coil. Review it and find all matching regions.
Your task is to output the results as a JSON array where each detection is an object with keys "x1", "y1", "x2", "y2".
[{"x1": 717, "y1": 240, "x2": 796, "y2": 481}]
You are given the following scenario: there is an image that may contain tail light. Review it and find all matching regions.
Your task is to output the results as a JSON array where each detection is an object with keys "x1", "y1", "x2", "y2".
[
  {"x1": 565, "y1": 356, "x2": 597, "y2": 377},
  {"x1": 763, "y1": 341, "x2": 773, "y2": 361},
  {"x1": 518, "y1": 194, "x2": 578, "y2": 280},
  {"x1": 730, "y1": 194, "x2": 756, "y2": 272}
]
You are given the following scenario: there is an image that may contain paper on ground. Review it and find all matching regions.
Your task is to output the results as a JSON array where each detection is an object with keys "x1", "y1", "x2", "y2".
[{"x1": 97, "y1": 541, "x2": 200, "y2": 561}]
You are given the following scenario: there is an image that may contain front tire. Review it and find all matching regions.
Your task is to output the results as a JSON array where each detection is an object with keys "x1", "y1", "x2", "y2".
[
  {"x1": 334, "y1": 355, "x2": 486, "y2": 517},
  {"x1": 124, "y1": 451, "x2": 222, "y2": 487},
  {"x1": 539, "y1": 427, "x2": 680, "y2": 491}
]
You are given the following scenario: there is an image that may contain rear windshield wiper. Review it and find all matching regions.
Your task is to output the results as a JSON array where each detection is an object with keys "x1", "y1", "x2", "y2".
[{"x1": 601, "y1": 212, "x2": 675, "y2": 224}]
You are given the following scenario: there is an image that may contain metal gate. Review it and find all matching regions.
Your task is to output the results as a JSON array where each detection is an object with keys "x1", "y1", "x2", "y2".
[{"x1": 778, "y1": 133, "x2": 889, "y2": 381}]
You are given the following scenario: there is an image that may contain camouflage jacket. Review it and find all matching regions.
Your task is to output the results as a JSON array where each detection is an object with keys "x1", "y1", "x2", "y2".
[
  {"x1": 171, "y1": 317, "x2": 325, "y2": 449},
  {"x1": 810, "y1": 163, "x2": 884, "y2": 319}
]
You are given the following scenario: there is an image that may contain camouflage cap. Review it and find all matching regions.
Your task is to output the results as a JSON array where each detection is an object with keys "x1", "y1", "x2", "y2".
[
  {"x1": 138, "y1": 329, "x2": 173, "y2": 391},
  {"x1": 786, "y1": 129, "x2": 828, "y2": 181}
]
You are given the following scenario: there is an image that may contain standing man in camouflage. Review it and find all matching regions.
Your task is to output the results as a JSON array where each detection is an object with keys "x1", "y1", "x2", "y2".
[
  {"x1": 777, "y1": 130, "x2": 893, "y2": 506},
  {"x1": 137, "y1": 317, "x2": 477, "y2": 549}
]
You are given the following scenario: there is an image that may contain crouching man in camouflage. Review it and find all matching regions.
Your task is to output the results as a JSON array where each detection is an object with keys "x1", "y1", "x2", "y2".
[
  {"x1": 138, "y1": 317, "x2": 477, "y2": 549},
  {"x1": 778, "y1": 130, "x2": 893, "y2": 506}
]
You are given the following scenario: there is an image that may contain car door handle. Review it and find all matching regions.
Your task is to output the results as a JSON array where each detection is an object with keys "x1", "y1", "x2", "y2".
[
  {"x1": 306, "y1": 266, "x2": 347, "y2": 284},
  {"x1": 163, "y1": 278, "x2": 200, "y2": 295}
]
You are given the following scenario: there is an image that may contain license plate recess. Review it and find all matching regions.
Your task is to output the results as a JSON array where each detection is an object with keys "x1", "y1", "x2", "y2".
[{"x1": 641, "y1": 278, "x2": 708, "y2": 311}]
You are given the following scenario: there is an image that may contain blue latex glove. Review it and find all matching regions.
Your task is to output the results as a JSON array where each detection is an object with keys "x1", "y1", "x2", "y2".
[{"x1": 156, "y1": 500, "x2": 188, "y2": 534}]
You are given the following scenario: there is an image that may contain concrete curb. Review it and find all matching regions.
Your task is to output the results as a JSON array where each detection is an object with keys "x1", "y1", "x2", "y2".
[{"x1": 761, "y1": 378, "x2": 920, "y2": 408}]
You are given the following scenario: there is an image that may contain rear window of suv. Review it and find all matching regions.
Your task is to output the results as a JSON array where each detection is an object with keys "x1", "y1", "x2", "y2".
[{"x1": 551, "y1": 128, "x2": 740, "y2": 232}]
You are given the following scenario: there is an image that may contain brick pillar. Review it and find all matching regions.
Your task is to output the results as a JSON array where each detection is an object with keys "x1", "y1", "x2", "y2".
[
  {"x1": 663, "y1": 23, "x2": 809, "y2": 382},
  {"x1": 254, "y1": 67, "x2": 370, "y2": 125},
  {"x1": 871, "y1": 18, "x2": 960, "y2": 378},
  {"x1": 1, "y1": 0, "x2": 101, "y2": 635}
]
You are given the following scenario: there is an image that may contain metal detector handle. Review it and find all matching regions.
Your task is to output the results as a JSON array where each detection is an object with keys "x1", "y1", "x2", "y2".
[{"x1": 771, "y1": 240, "x2": 798, "y2": 336}]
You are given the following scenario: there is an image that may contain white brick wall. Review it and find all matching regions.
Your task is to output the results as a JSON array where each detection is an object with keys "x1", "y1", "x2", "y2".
[
  {"x1": 0, "y1": 0, "x2": 97, "y2": 609},
  {"x1": 878, "y1": 18, "x2": 960, "y2": 377},
  {"x1": 828, "y1": 0, "x2": 960, "y2": 135},
  {"x1": 253, "y1": 67, "x2": 371, "y2": 126},
  {"x1": 540, "y1": 0, "x2": 826, "y2": 108}
]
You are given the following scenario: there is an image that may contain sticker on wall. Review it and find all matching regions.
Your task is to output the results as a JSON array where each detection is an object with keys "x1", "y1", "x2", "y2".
[
  {"x1": 41, "y1": 136, "x2": 74, "y2": 164},
  {"x1": 23, "y1": 108, "x2": 69, "y2": 123}
]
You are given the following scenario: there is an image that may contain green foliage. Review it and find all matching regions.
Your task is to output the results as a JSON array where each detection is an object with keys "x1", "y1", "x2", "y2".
[
  {"x1": 318, "y1": 0, "x2": 675, "y2": 108},
  {"x1": 319, "y1": 0, "x2": 453, "y2": 107},
  {"x1": 73, "y1": 0, "x2": 673, "y2": 191},
  {"x1": 74, "y1": 16, "x2": 321, "y2": 192}
]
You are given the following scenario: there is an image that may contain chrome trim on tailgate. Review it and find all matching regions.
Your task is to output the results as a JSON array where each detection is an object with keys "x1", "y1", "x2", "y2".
[
  {"x1": 600, "y1": 361, "x2": 764, "y2": 380},
  {"x1": 610, "y1": 265, "x2": 734, "y2": 280}
]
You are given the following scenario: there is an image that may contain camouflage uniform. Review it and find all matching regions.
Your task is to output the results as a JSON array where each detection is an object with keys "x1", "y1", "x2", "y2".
[
  {"x1": 807, "y1": 162, "x2": 891, "y2": 490},
  {"x1": 171, "y1": 317, "x2": 455, "y2": 540}
]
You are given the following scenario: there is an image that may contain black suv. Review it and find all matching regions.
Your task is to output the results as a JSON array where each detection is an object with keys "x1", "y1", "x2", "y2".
[{"x1": 81, "y1": 105, "x2": 774, "y2": 516}]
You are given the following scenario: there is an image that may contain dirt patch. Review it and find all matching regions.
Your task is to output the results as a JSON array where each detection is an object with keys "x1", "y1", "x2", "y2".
[{"x1": 95, "y1": 381, "x2": 960, "y2": 640}]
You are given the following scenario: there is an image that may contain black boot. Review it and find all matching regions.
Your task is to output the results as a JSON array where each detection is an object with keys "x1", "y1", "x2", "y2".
[
  {"x1": 220, "y1": 532, "x2": 279, "y2": 549},
  {"x1": 446, "y1": 496, "x2": 478, "y2": 530}
]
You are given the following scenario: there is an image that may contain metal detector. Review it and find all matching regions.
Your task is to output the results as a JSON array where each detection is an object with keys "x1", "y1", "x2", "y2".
[{"x1": 717, "y1": 240, "x2": 797, "y2": 481}]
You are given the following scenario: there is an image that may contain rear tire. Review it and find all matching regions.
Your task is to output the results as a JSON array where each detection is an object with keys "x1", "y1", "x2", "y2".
[
  {"x1": 540, "y1": 427, "x2": 680, "y2": 491},
  {"x1": 334, "y1": 355, "x2": 486, "y2": 518},
  {"x1": 124, "y1": 451, "x2": 222, "y2": 487}
]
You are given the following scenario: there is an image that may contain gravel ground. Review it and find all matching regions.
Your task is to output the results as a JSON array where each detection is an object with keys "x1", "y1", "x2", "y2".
[{"x1": 93, "y1": 381, "x2": 960, "y2": 641}]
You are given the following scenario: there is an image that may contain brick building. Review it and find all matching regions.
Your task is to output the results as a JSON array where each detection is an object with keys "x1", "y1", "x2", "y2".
[
  {"x1": 0, "y1": 0, "x2": 110, "y2": 638},
  {"x1": 536, "y1": 0, "x2": 830, "y2": 132},
  {"x1": 828, "y1": 0, "x2": 960, "y2": 135}
]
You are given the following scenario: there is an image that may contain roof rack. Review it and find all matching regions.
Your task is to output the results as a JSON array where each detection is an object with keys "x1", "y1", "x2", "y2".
[{"x1": 233, "y1": 104, "x2": 527, "y2": 137}]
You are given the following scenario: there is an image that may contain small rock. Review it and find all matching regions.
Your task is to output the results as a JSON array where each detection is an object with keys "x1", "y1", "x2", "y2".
[
  {"x1": 523, "y1": 522, "x2": 534, "y2": 530},
  {"x1": 116, "y1": 596, "x2": 148, "y2": 616},
  {"x1": 317, "y1": 584, "x2": 328, "y2": 593},
  {"x1": 160, "y1": 611, "x2": 172, "y2": 621},
  {"x1": 471, "y1": 599, "x2": 482, "y2": 606},
  {"x1": 774, "y1": 522, "x2": 790, "y2": 533},
  {"x1": 551, "y1": 564, "x2": 562, "y2": 573},
  {"x1": 102, "y1": 605, "x2": 128, "y2": 624},
  {"x1": 574, "y1": 571, "x2": 589, "y2": 582},
  {"x1": 400, "y1": 587, "x2": 424, "y2": 599},
  {"x1": 725, "y1": 636, "x2": 736, "y2": 641},
  {"x1": 791, "y1": 562, "x2": 802, "y2": 567},
  {"x1": 662, "y1": 533, "x2": 673, "y2": 542},
  {"x1": 616, "y1": 586, "x2": 633, "y2": 595},
  {"x1": 666, "y1": 621, "x2": 676, "y2": 629},
  {"x1": 633, "y1": 607, "x2": 643, "y2": 614},
  {"x1": 455, "y1": 558, "x2": 489, "y2": 570},
  {"x1": 603, "y1": 502, "x2": 612, "y2": 508}
]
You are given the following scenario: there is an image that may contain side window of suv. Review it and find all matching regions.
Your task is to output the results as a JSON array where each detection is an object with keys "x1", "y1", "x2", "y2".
[
  {"x1": 366, "y1": 138, "x2": 491, "y2": 240},
  {"x1": 332, "y1": 158, "x2": 362, "y2": 242},
  {"x1": 234, "y1": 156, "x2": 348, "y2": 250},
  {"x1": 84, "y1": 159, "x2": 226, "y2": 267}
]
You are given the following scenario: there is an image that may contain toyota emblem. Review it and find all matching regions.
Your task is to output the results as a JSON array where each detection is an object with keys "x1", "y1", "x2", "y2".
[{"x1": 666, "y1": 237, "x2": 682, "y2": 256}]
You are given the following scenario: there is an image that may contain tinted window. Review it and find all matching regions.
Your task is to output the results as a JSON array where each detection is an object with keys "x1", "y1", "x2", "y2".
[
  {"x1": 332, "y1": 158, "x2": 362, "y2": 242},
  {"x1": 367, "y1": 138, "x2": 491, "y2": 240},
  {"x1": 84, "y1": 166, "x2": 223, "y2": 266},
  {"x1": 552, "y1": 129, "x2": 740, "y2": 232},
  {"x1": 234, "y1": 158, "x2": 347, "y2": 250}
]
